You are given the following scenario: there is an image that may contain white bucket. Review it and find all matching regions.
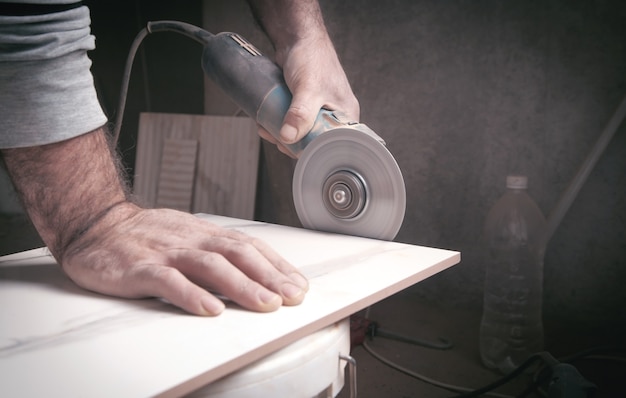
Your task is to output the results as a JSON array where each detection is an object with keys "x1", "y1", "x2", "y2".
[{"x1": 187, "y1": 318, "x2": 352, "y2": 398}]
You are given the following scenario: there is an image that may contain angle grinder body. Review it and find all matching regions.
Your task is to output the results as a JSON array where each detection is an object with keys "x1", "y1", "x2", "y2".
[{"x1": 200, "y1": 32, "x2": 406, "y2": 240}]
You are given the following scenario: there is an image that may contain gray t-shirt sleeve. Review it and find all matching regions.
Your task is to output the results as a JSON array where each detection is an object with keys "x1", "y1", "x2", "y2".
[{"x1": 0, "y1": 5, "x2": 108, "y2": 148}]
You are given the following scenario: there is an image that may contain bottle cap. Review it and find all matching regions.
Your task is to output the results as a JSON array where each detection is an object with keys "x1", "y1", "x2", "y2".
[{"x1": 506, "y1": 175, "x2": 528, "y2": 189}]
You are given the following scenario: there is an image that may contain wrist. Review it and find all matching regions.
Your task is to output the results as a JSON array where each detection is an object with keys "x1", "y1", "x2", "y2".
[
  {"x1": 60, "y1": 201, "x2": 140, "y2": 263},
  {"x1": 274, "y1": 30, "x2": 330, "y2": 67},
  {"x1": 1, "y1": 128, "x2": 133, "y2": 263},
  {"x1": 248, "y1": 0, "x2": 329, "y2": 63}
]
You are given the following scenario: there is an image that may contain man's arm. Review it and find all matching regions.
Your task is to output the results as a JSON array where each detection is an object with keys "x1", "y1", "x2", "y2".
[
  {"x1": 246, "y1": 0, "x2": 360, "y2": 153},
  {"x1": 2, "y1": 128, "x2": 127, "y2": 261},
  {"x1": 0, "y1": 0, "x2": 358, "y2": 316},
  {"x1": 1, "y1": 128, "x2": 308, "y2": 316}
]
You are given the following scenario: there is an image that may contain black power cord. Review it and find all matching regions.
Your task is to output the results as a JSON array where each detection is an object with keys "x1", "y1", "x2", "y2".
[
  {"x1": 363, "y1": 330, "x2": 623, "y2": 398},
  {"x1": 113, "y1": 21, "x2": 214, "y2": 145},
  {"x1": 451, "y1": 348, "x2": 626, "y2": 398},
  {"x1": 524, "y1": 346, "x2": 626, "y2": 398},
  {"x1": 452, "y1": 353, "x2": 549, "y2": 398}
]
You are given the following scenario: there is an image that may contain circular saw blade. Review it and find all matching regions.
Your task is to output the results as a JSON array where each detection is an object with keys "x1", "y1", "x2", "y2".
[{"x1": 293, "y1": 127, "x2": 406, "y2": 240}]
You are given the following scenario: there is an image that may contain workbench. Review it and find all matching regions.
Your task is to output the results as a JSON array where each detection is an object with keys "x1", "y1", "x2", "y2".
[{"x1": 0, "y1": 214, "x2": 459, "y2": 397}]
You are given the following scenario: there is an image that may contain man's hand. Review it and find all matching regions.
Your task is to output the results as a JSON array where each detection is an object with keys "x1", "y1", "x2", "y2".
[
  {"x1": 249, "y1": 0, "x2": 360, "y2": 157},
  {"x1": 61, "y1": 204, "x2": 308, "y2": 316},
  {"x1": 2, "y1": 128, "x2": 307, "y2": 316}
]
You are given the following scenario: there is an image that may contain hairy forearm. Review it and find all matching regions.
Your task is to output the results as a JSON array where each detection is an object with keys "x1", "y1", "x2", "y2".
[
  {"x1": 1, "y1": 128, "x2": 131, "y2": 262},
  {"x1": 246, "y1": 0, "x2": 329, "y2": 64}
]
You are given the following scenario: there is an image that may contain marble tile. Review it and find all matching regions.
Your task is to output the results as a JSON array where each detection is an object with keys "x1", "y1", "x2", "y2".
[{"x1": 0, "y1": 214, "x2": 459, "y2": 398}]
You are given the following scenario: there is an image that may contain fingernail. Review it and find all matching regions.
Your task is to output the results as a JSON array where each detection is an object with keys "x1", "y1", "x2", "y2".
[
  {"x1": 280, "y1": 124, "x2": 298, "y2": 143},
  {"x1": 201, "y1": 296, "x2": 225, "y2": 316},
  {"x1": 290, "y1": 273, "x2": 308, "y2": 290},
  {"x1": 259, "y1": 289, "x2": 282, "y2": 306},
  {"x1": 281, "y1": 283, "x2": 305, "y2": 300}
]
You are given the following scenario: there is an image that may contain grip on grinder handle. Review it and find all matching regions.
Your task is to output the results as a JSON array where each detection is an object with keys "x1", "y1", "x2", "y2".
[
  {"x1": 201, "y1": 32, "x2": 322, "y2": 157},
  {"x1": 141, "y1": 22, "x2": 404, "y2": 239}
]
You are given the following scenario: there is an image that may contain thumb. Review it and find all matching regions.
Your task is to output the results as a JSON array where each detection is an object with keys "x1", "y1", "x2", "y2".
[{"x1": 279, "y1": 94, "x2": 322, "y2": 144}]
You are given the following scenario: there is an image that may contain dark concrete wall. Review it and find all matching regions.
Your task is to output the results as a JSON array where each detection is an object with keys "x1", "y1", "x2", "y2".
[
  {"x1": 326, "y1": 0, "x2": 626, "y2": 333},
  {"x1": 341, "y1": 0, "x2": 626, "y2": 332}
]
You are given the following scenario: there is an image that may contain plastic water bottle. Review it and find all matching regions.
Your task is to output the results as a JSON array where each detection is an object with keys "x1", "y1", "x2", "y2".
[{"x1": 479, "y1": 175, "x2": 547, "y2": 374}]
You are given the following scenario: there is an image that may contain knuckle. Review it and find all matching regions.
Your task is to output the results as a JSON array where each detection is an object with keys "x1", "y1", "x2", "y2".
[
  {"x1": 229, "y1": 240, "x2": 258, "y2": 260},
  {"x1": 148, "y1": 265, "x2": 181, "y2": 282},
  {"x1": 199, "y1": 251, "x2": 227, "y2": 268},
  {"x1": 286, "y1": 104, "x2": 313, "y2": 124}
]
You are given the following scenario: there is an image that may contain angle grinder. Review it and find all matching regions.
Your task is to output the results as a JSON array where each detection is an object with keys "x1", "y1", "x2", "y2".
[{"x1": 140, "y1": 21, "x2": 406, "y2": 240}]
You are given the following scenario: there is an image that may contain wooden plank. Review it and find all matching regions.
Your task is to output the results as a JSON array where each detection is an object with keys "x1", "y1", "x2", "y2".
[
  {"x1": 257, "y1": 140, "x2": 301, "y2": 228},
  {"x1": 134, "y1": 113, "x2": 260, "y2": 219},
  {"x1": 155, "y1": 138, "x2": 198, "y2": 212}
]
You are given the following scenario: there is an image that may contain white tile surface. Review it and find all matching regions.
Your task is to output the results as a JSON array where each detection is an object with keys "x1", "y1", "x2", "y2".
[{"x1": 0, "y1": 214, "x2": 460, "y2": 398}]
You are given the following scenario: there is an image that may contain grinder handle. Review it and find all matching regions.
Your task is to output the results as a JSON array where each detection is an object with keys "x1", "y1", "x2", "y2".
[{"x1": 201, "y1": 32, "x2": 328, "y2": 157}]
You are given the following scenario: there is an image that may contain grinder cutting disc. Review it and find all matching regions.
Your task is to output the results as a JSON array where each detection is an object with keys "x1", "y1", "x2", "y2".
[{"x1": 293, "y1": 127, "x2": 406, "y2": 240}]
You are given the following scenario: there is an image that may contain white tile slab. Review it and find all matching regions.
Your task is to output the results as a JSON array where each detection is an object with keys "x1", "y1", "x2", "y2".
[{"x1": 0, "y1": 214, "x2": 460, "y2": 398}]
